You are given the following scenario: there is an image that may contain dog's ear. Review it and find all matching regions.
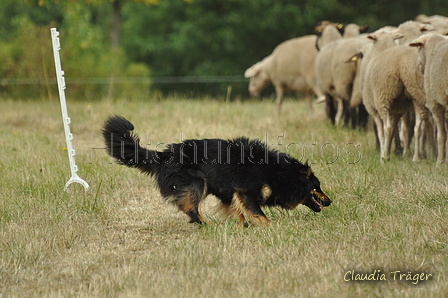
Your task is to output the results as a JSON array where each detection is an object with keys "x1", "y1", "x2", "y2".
[{"x1": 299, "y1": 164, "x2": 312, "y2": 179}]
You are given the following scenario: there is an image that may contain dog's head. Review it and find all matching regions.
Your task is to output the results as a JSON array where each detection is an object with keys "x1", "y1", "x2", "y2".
[{"x1": 299, "y1": 165, "x2": 332, "y2": 212}]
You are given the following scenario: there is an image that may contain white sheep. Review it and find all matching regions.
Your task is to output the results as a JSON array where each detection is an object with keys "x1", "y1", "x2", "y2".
[
  {"x1": 350, "y1": 27, "x2": 398, "y2": 110},
  {"x1": 394, "y1": 20, "x2": 435, "y2": 45},
  {"x1": 415, "y1": 14, "x2": 448, "y2": 34},
  {"x1": 348, "y1": 28, "x2": 406, "y2": 152},
  {"x1": 314, "y1": 23, "x2": 370, "y2": 127},
  {"x1": 314, "y1": 21, "x2": 345, "y2": 50},
  {"x1": 362, "y1": 21, "x2": 434, "y2": 161},
  {"x1": 410, "y1": 33, "x2": 448, "y2": 163},
  {"x1": 244, "y1": 35, "x2": 323, "y2": 115},
  {"x1": 360, "y1": 31, "x2": 401, "y2": 154},
  {"x1": 343, "y1": 23, "x2": 370, "y2": 38}
]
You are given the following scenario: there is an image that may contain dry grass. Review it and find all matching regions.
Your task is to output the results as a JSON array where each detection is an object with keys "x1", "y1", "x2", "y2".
[{"x1": 0, "y1": 97, "x2": 447, "y2": 297}]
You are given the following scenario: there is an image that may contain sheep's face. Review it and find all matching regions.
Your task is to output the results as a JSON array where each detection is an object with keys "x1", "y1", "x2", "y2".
[{"x1": 248, "y1": 73, "x2": 270, "y2": 96}]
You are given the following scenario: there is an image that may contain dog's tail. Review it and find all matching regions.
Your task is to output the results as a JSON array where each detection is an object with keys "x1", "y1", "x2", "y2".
[{"x1": 102, "y1": 115, "x2": 160, "y2": 175}]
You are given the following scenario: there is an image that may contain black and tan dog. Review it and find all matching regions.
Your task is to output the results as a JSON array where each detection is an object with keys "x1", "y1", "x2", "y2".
[{"x1": 102, "y1": 116, "x2": 331, "y2": 226}]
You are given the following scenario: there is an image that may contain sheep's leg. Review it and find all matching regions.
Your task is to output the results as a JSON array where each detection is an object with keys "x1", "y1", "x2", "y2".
[
  {"x1": 325, "y1": 94, "x2": 337, "y2": 125},
  {"x1": 354, "y1": 104, "x2": 369, "y2": 130},
  {"x1": 430, "y1": 103, "x2": 447, "y2": 164},
  {"x1": 373, "y1": 114, "x2": 385, "y2": 158},
  {"x1": 382, "y1": 113, "x2": 400, "y2": 161},
  {"x1": 304, "y1": 92, "x2": 314, "y2": 114},
  {"x1": 275, "y1": 85, "x2": 285, "y2": 116},
  {"x1": 360, "y1": 104, "x2": 369, "y2": 130},
  {"x1": 342, "y1": 100, "x2": 351, "y2": 127},
  {"x1": 412, "y1": 114, "x2": 421, "y2": 162},
  {"x1": 393, "y1": 121, "x2": 403, "y2": 156},
  {"x1": 420, "y1": 107, "x2": 432, "y2": 159},
  {"x1": 334, "y1": 97, "x2": 344, "y2": 126},
  {"x1": 309, "y1": 79, "x2": 324, "y2": 99},
  {"x1": 304, "y1": 77, "x2": 323, "y2": 112},
  {"x1": 422, "y1": 117, "x2": 436, "y2": 159},
  {"x1": 412, "y1": 104, "x2": 427, "y2": 162},
  {"x1": 399, "y1": 112, "x2": 413, "y2": 157}
]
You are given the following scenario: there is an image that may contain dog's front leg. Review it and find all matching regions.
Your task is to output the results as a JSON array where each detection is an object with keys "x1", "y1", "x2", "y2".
[{"x1": 230, "y1": 190, "x2": 270, "y2": 227}]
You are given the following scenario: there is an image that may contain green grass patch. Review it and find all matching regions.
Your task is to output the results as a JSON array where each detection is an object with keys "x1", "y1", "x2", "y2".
[{"x1": 0, "y1": 97, "x2": 446, "y2": 297}]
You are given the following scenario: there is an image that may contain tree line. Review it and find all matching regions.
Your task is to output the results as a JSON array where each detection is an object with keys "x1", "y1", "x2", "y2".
[{"x1": 0, "y1": 0, "x2": 447, "y2": 100}]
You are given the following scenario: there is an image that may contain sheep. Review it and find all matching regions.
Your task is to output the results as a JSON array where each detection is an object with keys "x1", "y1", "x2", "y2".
[
  {"x1": 392, "y1": 21, "x2": 436, "y2": 158},
  {"x1": 415, "y1": 14, "x2": 448, "y2": 34},
  {"x1": 350, "y1": 27, "x2": 398, "y2": 110},
  {"x1": 314, "y1": 21, "x2": 345, "y2": 50},
  {"x1": 394, "y1": 20, "x2": 435, "y2": 45},
  {"x1": 348, "y1": 28, "x2": 407, "y2": 151},
  {"x1": 244, "y1": 55, "x2": 275, "y2": 97},
  {"x1": 360, "y1": 31, "x2": 402, "y2": 154},
  {"x1": 410, "y1": 33, "x2": 448, "y2": 164},
  {"x1": 314, "y1": 23, "x2": 370, "y2": 127},
  {"x1": 331, "y1": 35, "x2": 372, "y2": 127},
  {"x1": 244, "y1": 35, "x2": 323, "y2": 115},
  {"x1": 343, "y1": 23, "x2": 370, "y2": 38},
  {"x1": 314, "y1": 23, "x2": 345, "y2": 123},
  {"x1": 361, "y1": 21, "x2": 434, "y2": 161}
]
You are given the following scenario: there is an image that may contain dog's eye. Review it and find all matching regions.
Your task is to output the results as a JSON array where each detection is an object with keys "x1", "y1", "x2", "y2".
[{"x1": 172, "y1": 185, "x2": 177, "y2": 190}]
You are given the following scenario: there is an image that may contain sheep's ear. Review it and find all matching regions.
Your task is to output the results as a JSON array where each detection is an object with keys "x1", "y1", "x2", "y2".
[
  {"x1": 367, "y1": 34, "x2": 377, "y2": 41},
  {"x1": 420, "y1": 23, "x2": 435, "y2": 32},
  {"x1": 346, "y1": 52, "x2": 363, "y2": 63},
  {"x1": 314, "y1": 20, "x2": 332, "y2": 35},
  {"x1": 244, "y1": 67, "x2": 256, "y2": 78},
  {"x1": 244, "y1": 63, "x2": 261, "y2": 78},
  {"x1": 393, "y1": 33, "x2": 404, "y2": 40},
  {"x1": 314, "y1": 25, "x2": 324, "y2": 35},
  {"x1": 409, "y1": 39, "x2": 423, "y2": 48},
  {"x1": 359, "y1": 25, "x2": 370, "y2": 33},
  {"x1": 337, "y1": 23, "x2": 345, "y2": 34}
]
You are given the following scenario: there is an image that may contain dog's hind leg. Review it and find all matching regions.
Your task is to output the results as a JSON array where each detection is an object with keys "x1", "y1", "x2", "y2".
[
  {"x1": 230, "y1": 190, "x2": 270, "y2": 227},
  {"x1": 175, "y1": 179, "x2": 208, "y2": 224}
]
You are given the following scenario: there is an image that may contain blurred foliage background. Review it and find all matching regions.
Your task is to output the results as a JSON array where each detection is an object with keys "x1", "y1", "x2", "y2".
[{"x1": 0, "y1": 0, "x2": 447, "y2": 100}]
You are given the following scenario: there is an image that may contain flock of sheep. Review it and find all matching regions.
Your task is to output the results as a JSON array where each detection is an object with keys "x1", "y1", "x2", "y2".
[{"x1": 244, "y1": 14, "x2": 448, "y2": 164}]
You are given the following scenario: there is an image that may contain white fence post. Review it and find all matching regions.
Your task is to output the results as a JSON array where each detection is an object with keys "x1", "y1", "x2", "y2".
[{"x1": 50, "y1": 28, "x2": 89, "y2": 191}]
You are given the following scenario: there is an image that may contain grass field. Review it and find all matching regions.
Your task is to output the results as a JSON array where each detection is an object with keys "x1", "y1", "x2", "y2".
[{"x1": 0, "y1": 97, "x2": 447, "y2": 297}]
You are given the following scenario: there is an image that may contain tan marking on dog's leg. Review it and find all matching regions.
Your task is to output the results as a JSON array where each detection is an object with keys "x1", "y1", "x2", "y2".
[
  {"x1": 252, "y1": 214, "x2": 270, "y2": 227},
  {"x1": 231, "y1": 191, "x2": 270, "y2": 227},
  {"x1": 177, "y1": 195, "x2": 194, "y2": 213},
  {"x1": 197, "y1": 181, "x2": 209, "y2": 223},
  {"x1": 228, "y1": 199, "x2": 246, "y2": 227},
  {"x1": 177, "y1": 188, "x2": 206, "y2": 224},
  {"x1": 260, "y1": 184, "x2": 272, "y2": 201},
  {"x1": 236, "y1": 213, "x2": 245, "y2": 228}
]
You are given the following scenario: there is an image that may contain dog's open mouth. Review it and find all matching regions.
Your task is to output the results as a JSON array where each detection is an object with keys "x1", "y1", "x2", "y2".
[
  {"x1": 310, "y1": 189, "x2": 331, "y2": 211},
  {"x1": 312, "y1": 195, "x2": 325, "y2": 210}
]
